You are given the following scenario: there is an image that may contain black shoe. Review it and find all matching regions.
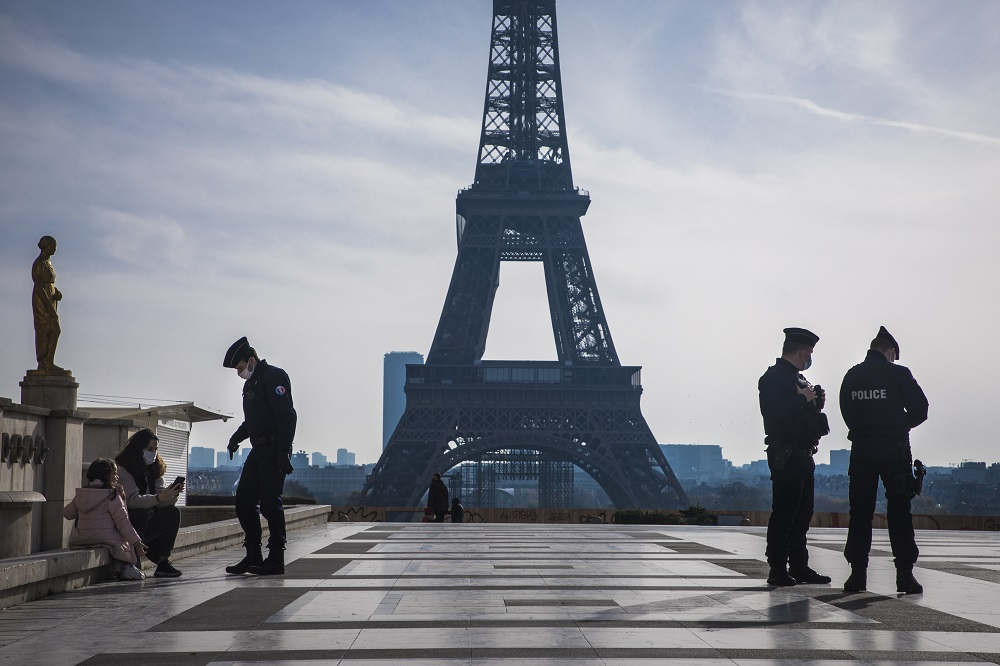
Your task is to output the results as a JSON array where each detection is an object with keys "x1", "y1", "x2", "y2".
[
  {"x1": 896, "y1": 569, "x2": 923, "y2": 594},
  {"x1": 843, "y1": 568, "x2": 867, "y2": 592},
  {"x1": 153, "y1": 559, "x2": 182, "y2": 578},
  {"x1": 789, "y1": 565, "x2": 831, "y2": 584},
  {"x1": 767, "y1": 567, "x2": 796, "y2": 586},
  {"x1": 226, "y1": 545, "x2": 263, "y2": 575},
  {"x1": 247, "y1": 551, "x2": 285, "y2": 576}
]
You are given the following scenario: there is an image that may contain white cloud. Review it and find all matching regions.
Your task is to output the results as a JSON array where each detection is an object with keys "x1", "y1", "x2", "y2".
[
  {"x1": 89, "y1": 209, "x2": 191, "y2": 267},
  {"x1": 1, "y1": 2, "x2": 998, "y2": 472},
  {"x1": 709, "y1": 89, "x2": 1000, "y2": 146}
]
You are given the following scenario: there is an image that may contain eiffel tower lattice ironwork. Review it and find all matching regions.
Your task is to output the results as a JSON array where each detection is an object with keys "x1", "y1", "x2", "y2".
[{"x1": 360, "y1": 0, "x2": 689, "y2": 509}]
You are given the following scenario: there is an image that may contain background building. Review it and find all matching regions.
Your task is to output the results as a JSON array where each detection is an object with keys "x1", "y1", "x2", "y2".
[
  {"x1": 312, "y1": 452, "x2": 328, "y2": 467},
  {"x1": 216, "y1": 450, "x2": 237, "y2": 468},
  {"x1": 659, "y1": 444, "x2": 728, "y2": 483},
  {"x1": 189, "y1": 446, "x2": 215, "y2": 470},
  {"x1": 291, "y1": 450, "x2": 309, "y2": 470},
  {"x1": 816, "y1": 449, "x2": 850, "y2": 476},
  {"x1": 336, "y1": 448, "x2": 355, "y2": 466},
  {"x1": 383, "y1": 351, "x2": 424, "y2": 450},
  {"x1": 291, "y1": 465, "x2": 368, "y2": 504}
]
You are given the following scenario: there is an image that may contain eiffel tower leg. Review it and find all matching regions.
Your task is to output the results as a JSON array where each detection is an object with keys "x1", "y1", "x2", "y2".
[
  {"x1": 427, "y1": 246, "x2": 500, "y2": 365},
  {"x1": 542, "y1": 220, "x2": 618, "y2": 365}
]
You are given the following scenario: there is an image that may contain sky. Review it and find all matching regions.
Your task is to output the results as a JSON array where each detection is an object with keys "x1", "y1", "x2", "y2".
[{"x1": 1, "y1": 1, "x2": 998, "y2": 470}]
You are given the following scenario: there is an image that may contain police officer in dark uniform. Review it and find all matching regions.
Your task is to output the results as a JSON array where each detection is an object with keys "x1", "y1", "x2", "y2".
[
  {"x1": 222, "y1": 336, "x2": 297, "y2": 576},
  {"x1": 840, "y1": 326, "x2": 928, "y2": 594},
  {"x1": 758, "y1": 327, "x2": 831, "y2": 586}
]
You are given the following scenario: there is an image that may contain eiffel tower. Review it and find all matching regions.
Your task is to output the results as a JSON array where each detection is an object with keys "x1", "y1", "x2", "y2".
[{"x1": 360, "y1": 0, "x2": 689, "y2": 509}]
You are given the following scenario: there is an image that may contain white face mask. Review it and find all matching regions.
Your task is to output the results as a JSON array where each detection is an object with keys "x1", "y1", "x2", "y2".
[
  {"x1": 143, "y1": 450, "x2": 157, "y2": 465},
  {"x1": 238, "y1": 359, "x2": 255, "y2": 380}
]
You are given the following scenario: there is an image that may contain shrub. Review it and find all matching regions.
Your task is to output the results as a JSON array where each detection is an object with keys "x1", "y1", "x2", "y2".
[{"x1": 613, "y1": 505, "x2": 717, "y2": 525}]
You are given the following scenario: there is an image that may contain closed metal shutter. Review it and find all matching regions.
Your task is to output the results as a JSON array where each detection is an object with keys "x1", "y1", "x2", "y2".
[{"x1": 155, "y1": 422, "x2": 189, "y2": 506}]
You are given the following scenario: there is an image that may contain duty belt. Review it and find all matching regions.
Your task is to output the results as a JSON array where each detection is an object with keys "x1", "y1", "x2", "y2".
[
  {"x1": 249, "y1": 433, "x2": 278, "y2": 447},
  {"x1": 769, "y1": 443, "x2": 818, "y2": 457}
]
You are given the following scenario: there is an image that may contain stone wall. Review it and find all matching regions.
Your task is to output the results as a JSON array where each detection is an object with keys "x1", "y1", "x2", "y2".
[{"x1": 0, "y1": 398, "x2": 51, "y2": 557}]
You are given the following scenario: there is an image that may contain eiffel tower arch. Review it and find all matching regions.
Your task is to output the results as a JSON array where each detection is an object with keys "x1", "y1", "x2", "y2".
[{"x1": 361, "y1": 0, "x2": 689, "y2": 509}]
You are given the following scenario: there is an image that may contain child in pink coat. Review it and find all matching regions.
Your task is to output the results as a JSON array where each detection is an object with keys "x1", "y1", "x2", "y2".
[{"x1": 64, "y1": 458, "x2": 148, "y2": 580}]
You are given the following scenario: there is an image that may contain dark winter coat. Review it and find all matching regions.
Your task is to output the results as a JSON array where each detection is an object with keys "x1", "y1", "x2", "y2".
[{"x1": 428, "y1": 478, "x2": 449, "y2": 512}]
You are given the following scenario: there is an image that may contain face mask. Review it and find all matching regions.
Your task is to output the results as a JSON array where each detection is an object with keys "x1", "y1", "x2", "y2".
[
  {"x1": 143, "y1": 450, "x2": 157, "y2": 465},
  {"x1": 803, "y1": 357, "x2": 812, "y2": 370},
  {"x1": 238, "y1": 360, "x2": 255, "y2": 380}
]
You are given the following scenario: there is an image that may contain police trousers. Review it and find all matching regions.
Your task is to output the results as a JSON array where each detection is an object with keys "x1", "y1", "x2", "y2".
[
  {"x1": 766, "y1": 452, "x2": 815, "y2": 568},
  {"x1": 235, "y1": 446, "x2": 288, "y2": 550},
  {"x1": 844, "y1": 443, "x2": 918, "y2": 568}
]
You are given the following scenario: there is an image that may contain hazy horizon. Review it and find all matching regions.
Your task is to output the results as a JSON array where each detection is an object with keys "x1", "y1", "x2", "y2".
[{"x1": 2, "y1": 1, "x2": 998, "y2": 469}]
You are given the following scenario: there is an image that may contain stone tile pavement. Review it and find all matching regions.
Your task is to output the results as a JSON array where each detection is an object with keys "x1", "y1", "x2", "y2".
[{"x1": 3, "y1": 522, "x2": 1000, "y2": 664}]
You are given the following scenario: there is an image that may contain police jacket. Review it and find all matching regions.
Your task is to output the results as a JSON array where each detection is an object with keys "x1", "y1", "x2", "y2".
[
  {"x1": 758, "y1": 358, "x2": 829, "y2": 448},
  {"x1": 839, "y1": 349, "x2": 928, "y2": 443},
  {"x1": 230, "y1": 360, "x2": 297, "y2": 453}
]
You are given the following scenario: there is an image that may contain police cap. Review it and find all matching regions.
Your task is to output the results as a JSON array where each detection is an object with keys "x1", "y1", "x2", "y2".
[
  {"x1": 874, "y1": 326, "x2": 900, "y2": 358},
  {"x1": 783, "y1": 327, "x2": 819, "y2": 347},
  {"x1": 223, "y1": 336, "x2": 252, "y2": 368}
]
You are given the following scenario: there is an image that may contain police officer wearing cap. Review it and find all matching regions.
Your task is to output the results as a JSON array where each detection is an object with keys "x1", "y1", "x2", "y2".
[
  {"x1": 840, "y1": 327, "x2": 928, "y2": 594},
  {"x1": 758, "y1": 327, "x2": 832, "y2": 586},
  {"x1": 222, "y1": 337, "x2": 297, "y2": 576}
]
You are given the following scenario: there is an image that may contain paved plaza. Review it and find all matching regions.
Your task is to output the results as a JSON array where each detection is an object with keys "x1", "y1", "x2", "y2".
[{"x1": 4, "y1": 523, "x2": 1000, "y2": 665}]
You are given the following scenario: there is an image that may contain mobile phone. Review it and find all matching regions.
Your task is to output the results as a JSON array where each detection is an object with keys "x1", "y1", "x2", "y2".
[{"x1": 171, "y1": 476, "x2": 185, "y2": 488}]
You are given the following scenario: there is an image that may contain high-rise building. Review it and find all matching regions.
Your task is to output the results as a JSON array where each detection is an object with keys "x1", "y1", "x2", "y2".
[
  {"x1": 189, "y1": 446, "x2": 216, "y2": 470},
  {"x1": 336, "y1": 448, "x2": 356, "y2": 466},
  {"x1": 383, "y1": 351, "x2": 424, "y2": 449},
  {"x1": 291, "y1": 450, "x2": 309, "y2": 470},
  {"x1": 829, "y1": 449, "x2": 850, "y2": 476},
  {"x1": 216, "y1": 451, "x2": 233, "y2": 468},
  {"x1": 313, "y1": 452, "x2": 328, "y2": 468}
]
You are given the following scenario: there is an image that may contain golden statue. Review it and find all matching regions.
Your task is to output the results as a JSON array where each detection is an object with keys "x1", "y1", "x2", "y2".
[{"x1": 31, "y1": 235, "x2": 67, "y2": 375}]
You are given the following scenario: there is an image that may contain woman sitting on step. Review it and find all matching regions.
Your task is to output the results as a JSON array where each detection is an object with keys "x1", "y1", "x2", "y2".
[{"x1": 115, "y1": 428, "x2": 183, "y2": 578}]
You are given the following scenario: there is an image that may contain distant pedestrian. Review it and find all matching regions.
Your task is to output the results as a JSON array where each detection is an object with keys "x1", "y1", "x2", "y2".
[
  {"x1": 840, "y1": 327, "x2": 929, "y2": 594},
  {"x1": 451, "y1": 497, "x2": 464, "y2": 523},
  {"x1": 64, "y1": 458, "x2": 147, "y2": 581},
  {"x1": 223, "y1": 336, "x2": 297, "y2": 576},
  {"x1": 428, "y1": 472, "x2": 449, "y2": 523},
  {"x1": 758, "y1": 327, "x2": 831, "y2": 587}
]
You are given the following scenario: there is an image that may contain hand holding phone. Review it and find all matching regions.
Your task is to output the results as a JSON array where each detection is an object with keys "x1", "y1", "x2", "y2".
[{"x1": 171, "y1": 476, "x2": 185, "y2": 489}]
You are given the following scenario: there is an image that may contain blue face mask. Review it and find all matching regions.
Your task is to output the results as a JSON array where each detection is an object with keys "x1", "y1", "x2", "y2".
[{"x1": 803, "y1": 356, "x2": 813, "y2": 371}]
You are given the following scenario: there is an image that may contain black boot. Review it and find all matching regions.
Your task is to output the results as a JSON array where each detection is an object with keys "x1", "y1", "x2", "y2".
[
  {"x1": 896, "y1": 567, "x2": 923, "y2": 594},
  {"x1": 247, "y1": 548, "x2": 284, "y2": 576},
  {"x1": 226, "y1": 543, "x2": 263, "y2": 575},
  {"x1": 767, "y1": 565, "x2": 796, "y2": 586},
  {"x1": 843, "y1": 566, "x2": 867, "y2": 592},
  {"x1": 789, "y1": 565, "x2": 831, "y2": 584}
]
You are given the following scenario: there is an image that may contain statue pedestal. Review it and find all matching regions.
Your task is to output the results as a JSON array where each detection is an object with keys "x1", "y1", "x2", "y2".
[
  {"x1": 20, "y1": 372, "x2": 78, "y2": 412},
  {"x1": 19, "y1": 371, "x2": 84, "y2": 550}
]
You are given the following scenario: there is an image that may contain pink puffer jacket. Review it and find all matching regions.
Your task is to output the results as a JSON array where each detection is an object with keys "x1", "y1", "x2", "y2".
[{"x1": 63, "y1": 481, "x2": 143, "y2": 564}]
